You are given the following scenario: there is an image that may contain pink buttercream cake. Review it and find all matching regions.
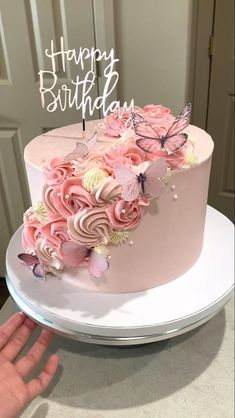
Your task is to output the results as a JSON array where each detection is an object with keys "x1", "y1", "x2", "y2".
[{"x1": 21, "y1": 104, "x2": 214, "y2": 293}]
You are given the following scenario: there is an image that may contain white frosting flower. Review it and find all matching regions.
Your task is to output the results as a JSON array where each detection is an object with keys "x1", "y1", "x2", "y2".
[
  {"x1": 91, "y1": 177, "x2": 121, "y2": 205},
  {"x1": 33, "y1": 201, "x2": 48, "y2": 224},
  {"x1": 83, "y1": 168, "x2": 108, "y2": 192},
  {"x1": 93, "y1": 245, "x2": 110, "y2": 256},
  {"x1": 186, "y1": 151, "x2": 198, "y2": 167}
]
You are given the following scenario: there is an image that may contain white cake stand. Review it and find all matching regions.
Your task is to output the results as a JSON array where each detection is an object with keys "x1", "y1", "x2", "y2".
[{"x1": 6, "y1": 206, "x2": 234, "y2": 346}]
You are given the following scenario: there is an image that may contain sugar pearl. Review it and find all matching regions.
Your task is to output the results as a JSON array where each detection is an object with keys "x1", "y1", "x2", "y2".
[
  {"x1": 129, "y1": 240, "x2": 134, "y2": 246},
  {"x1": 108, "y1": 255, "x2": 112, "y2": 260},
  {"x1": 171, "y1": 185, "x2": 176, "y2": 191},
  {"x1": 121, "y1": 209, "x2": 126, "y2": 214},
  {"x1": 173, "y1": 194, "x2": 178, "y2": 200},
  {"x1": 65, "y1": 194, "x2": 70, "y2": 200},
  {"x1": 57, "y1": 192, "x2": 61, "y2": 197}
]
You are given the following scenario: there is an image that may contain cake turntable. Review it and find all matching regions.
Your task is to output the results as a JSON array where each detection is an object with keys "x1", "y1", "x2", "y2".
[{"x1": 6, "y1": 206, "x2": 234, "y2": 346}]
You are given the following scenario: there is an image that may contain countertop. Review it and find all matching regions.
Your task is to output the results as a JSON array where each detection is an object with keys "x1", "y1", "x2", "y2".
[{"x1": 0, "y1": 296, "x2": 234, "y2": 418}]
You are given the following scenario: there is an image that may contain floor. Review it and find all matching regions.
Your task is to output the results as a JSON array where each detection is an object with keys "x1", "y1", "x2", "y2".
[{"x1": 0, "y1": 278, "x2": 9, "y2": 309}]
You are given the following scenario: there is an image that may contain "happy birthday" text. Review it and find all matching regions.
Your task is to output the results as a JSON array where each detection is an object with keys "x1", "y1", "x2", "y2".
[{"x1": 38, "y1": 37, "x2": 134, "y2": 117}]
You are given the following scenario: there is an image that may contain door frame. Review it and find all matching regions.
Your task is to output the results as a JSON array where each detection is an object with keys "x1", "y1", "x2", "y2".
[
  {"x1": 92, "y1": 0, "x2": 118, "y2": 102},
  {"x1": 191, "y1": 0, "x2": 215, "y2": 129}
]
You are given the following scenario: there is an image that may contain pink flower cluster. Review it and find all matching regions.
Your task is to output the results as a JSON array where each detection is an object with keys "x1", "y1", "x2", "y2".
[
  {"x1": 22, "y1": 152, "x2": 146, "y2": 275},
  {"x1": 21, "y1": 103, "x2": 190, "y2": 278},
  {"x1": 104, "y1": 104, "x2": 174, "y2": 137}
]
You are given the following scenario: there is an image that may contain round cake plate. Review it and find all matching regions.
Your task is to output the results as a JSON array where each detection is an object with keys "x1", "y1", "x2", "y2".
[{"x1": 6, "y1": 206, "x2": 234, "y2": 346}]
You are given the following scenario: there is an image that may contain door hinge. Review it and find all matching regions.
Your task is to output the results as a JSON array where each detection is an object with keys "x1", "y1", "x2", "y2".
[{"x1": 208, "y1": 35, "x2": 214, "y2": 57}]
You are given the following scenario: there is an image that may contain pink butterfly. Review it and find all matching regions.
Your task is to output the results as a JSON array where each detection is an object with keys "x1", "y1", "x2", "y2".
[
  {"x1": 132, "y1": 103, "x2": 192, "y2": 154},
  {"x1": 18, "y1": 253, "x2": 45, "y2": 279},
  {"x1": 61, "y1": 241, "x2": 109, "y2": 279},
  {"x1": 64, "y1": 132, "x2": 97, "y2": 161},
  {"x1": 114, "y1": 159, "x2": 167, "y2": 202}
]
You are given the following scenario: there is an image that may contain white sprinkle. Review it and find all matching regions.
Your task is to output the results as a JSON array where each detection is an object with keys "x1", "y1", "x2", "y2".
[
  {"x1": 171, "y1": 185, "x2": 176, "y2": 191},
  {"x1": 173, "y1": 194, "x2": 178, "y2": 200},
  {"x1": 65, "y1": 194, "x2": 70, "y2": 200},
  {"x1": 129, "y1": 240, "x2": 134, "y2": 246},
  {"x1": 121, "y1": 209, "x2": 126, "y2": 214}
]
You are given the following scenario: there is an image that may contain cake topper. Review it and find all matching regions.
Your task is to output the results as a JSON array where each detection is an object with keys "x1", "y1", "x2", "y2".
[
  {"x1": 38, "y1": 37, "x2": 134, "y2": 119},
  {"x1": 63, "y1": 132, "x2": 97, "y2": 160},
  {"x1": 132, "y1": 103, "x2": 192, "y2": 153}
]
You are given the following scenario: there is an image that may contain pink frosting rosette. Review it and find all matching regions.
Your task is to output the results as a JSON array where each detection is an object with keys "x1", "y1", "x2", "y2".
[
  {"x1": 43, "y1": 158, "x2": 74, "y2": 185},
  {"x1": 104, "y1": 107, "x2": 142, "y2": 137},
  {"x1": 82, "y1": 152, "x2": 112, "y2": 174},
  {"x1": 148, "y1": 147, "x2": 187, "y2": 169},
  {"x1": 67, "y1": 206, "x2": 113, "y2": 248},
  {"x1": 22, "y1": 223, "x2": 42, "y2": 253},
  {"x1": 40, "y1": 218, "x2": 69, "y2": 247},
  {"x1": 105, "y1": 110, "x2": 131, "y2": 137},
  {"x1": 142, "y1": 104, "x2": 174, "y2": 126},
  {"x1": 106, "y1": 199, "x2": 143, "y2": 230},
  {"x1": 43, "y1": 177, "x2": 95, "y2": 219},
  {"x1": 104, "y1": 144, "x2": 146, "y2": 169}
]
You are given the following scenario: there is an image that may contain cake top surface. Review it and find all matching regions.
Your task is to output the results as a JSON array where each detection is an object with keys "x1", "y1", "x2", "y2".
[{"x1": 25, "y1": 120, "x2": 213, "y2": 170}]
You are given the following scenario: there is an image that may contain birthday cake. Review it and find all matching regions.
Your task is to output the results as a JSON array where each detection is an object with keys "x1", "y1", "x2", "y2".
[{"x1": 19, "y1": 104, "x2": 214, "y2": 293}]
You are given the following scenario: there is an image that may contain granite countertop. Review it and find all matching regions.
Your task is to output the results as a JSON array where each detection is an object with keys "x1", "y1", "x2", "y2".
[{"x1": 0, "y1": 296, "x2": 234, "y2": 418}]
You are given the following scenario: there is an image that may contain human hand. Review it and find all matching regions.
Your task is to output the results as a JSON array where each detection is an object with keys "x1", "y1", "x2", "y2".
[{"x1": 0, "y1": 312, "x2": 59, "y2": 418}]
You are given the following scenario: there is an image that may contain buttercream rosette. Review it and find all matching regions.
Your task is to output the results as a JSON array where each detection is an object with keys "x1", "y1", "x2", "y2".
[
  {"x1": 67, "y1": 206, "x2": 113, "y2": 248},
  {"x1": 91, "y1": 177, "x2": 121, "y2": 206}
]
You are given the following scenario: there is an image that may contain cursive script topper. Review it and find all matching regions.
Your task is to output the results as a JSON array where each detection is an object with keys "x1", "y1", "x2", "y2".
[{"x1": 38, "y1": 37, "x2": 134, "y2": 119}]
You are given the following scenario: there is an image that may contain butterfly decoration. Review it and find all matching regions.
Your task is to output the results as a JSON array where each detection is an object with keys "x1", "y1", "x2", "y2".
[
  {"x1": 114, "y1": 159, "x2": 167, "y2": 202},
  {"x1": 63, "y1": 132, "x2": 97, "y2": 161},
  {"x1": 61, "y1": 241, "x2": 109, "y2": 278},
  {"x1": 132, "y1": 103, "x2": 192, "y2": 154},
  {"x1": 18, "y1": 253, "x2": 45, "y2": 279}
]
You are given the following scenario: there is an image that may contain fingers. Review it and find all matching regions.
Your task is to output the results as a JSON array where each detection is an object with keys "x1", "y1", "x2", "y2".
[
  {"x1": 0, "y1": 312, "x2": 26, "y2": 350},
  {"x1": 27, "y1": 353, "x2": 59, "y2": 401},
  {"x1": 1, "y1": 317, "x2": 37, "y2": 361},
  {"x1": 15, "y1": 329, "x2": 55, "y2": 378}
]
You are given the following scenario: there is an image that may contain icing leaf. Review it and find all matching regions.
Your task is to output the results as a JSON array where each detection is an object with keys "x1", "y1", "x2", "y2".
[
  {"x1": 33, "y1": 201, "x2": 48, "y2": 224},
  {"x1": 110, "y1": 230, "x2": 129, "y2": 245}
]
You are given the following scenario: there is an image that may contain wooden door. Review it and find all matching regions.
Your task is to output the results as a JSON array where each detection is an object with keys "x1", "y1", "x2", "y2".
[
  {"x1": 207, "y1": 0, "x2": 234, "y2": 221},
  {"x1": 0, "y1": 0, "x2": 115, "y2": 276}
]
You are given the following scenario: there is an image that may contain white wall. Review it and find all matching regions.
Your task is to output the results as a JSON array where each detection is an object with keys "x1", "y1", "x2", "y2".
[{"x1": 113, "y1": 0, "x2": 194, "y2": 114}]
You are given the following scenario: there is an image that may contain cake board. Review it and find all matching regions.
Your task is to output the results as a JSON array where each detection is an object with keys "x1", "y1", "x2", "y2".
[{"x1": 6, "y1": 206, "x2": 234, "y2": 346}]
